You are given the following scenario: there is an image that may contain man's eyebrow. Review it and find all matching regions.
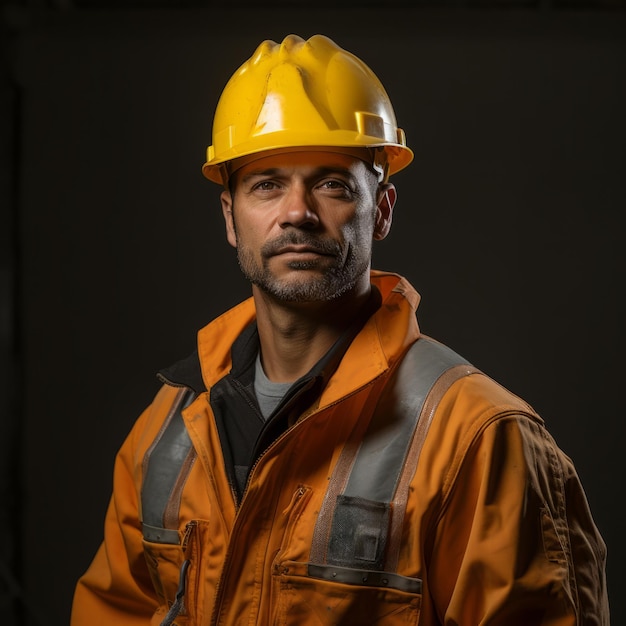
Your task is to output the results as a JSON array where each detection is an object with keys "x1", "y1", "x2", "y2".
[
  {"x1": 241, "y1": 165, "x2": 356, "y2": 182},
  {"x1": 314, "y1": 166, "x2": 355, "y2": 179},
  {"x1": 240, "y1": 167, "x2": 281, "y2": 182}
]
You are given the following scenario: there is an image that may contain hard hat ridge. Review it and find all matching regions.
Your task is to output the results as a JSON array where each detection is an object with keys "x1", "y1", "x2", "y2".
[{"x1": 202, "y1": 34, "x2": 413, "y2": 185}]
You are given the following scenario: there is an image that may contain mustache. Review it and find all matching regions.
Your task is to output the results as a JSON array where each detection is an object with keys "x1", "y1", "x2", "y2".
[{"x1": 261, "y1": 232, "x2": 341, "y2": 257}]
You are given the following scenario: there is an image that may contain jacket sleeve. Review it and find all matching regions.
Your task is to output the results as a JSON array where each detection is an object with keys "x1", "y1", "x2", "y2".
[
  {"x1": 426, "y1": 411, "x2": 609, "y2": 625},
  {"x1": 70, "y1": 407, "x2": 160, "y2": 626}
]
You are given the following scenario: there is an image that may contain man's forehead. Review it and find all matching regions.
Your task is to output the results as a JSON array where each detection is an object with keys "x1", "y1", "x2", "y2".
[{"x1": 231, "y1": 148, "x2": 372, "y2": 178}]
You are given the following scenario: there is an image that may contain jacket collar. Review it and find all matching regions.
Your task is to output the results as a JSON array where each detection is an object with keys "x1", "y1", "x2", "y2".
[{"x1": 158, "y1": 271, "x2": 420, "y2": 395}]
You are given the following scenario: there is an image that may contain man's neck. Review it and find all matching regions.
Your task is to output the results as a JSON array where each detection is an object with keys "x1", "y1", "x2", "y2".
[{"x1": 253, "y1": 287, "x2": 372, "y2": 383}]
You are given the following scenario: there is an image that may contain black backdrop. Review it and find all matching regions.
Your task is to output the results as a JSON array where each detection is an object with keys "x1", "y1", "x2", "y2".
[{"x1": 2, "y1": 6, "x2": 624, "y2": 625}]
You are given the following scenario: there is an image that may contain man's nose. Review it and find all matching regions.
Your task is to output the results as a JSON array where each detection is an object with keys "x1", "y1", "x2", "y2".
[{"x1": 278, "y1": 187, "x2": 320, "y2": 229}]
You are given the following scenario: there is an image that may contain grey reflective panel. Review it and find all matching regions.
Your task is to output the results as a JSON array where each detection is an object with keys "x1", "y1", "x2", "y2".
[
  {"x1": 141, "y1": 388, "x2": 197, "y2": 542},
  {"x1": 323, "y1": 336, "x2": 474, "y2": 571},
  {"x1": 343, "y1": 337, "x2": 471, "y2": 502}
]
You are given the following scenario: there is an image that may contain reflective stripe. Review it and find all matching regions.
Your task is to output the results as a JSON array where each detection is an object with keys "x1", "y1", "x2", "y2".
[
  {"x1": 344, "y1": 337, "x2": 470, "y2": 502},
  {"x1": 141, "y1": 388, "x2": 197, "y2": 543},
  {"x1": 311, "y1": 335, "x2": 478, "y2": 574}
]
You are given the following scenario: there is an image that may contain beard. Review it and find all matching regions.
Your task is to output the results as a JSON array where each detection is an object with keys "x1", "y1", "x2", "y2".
[{"x1": 236, "y1": 230, "x2": 370, "y2": 302}]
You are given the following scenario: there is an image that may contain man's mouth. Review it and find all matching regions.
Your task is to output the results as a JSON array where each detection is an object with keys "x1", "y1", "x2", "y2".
[
  {"x1": 262, "y1": 233, "x2": 340, "y2": 261},
  {"x1": 272, "y1": 244, "x2": 330, "y2": 256}
]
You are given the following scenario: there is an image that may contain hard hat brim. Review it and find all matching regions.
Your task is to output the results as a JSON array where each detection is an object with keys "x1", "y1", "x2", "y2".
[{"x1": 202, "y1": 137, "x2": 414, "y2": 185}]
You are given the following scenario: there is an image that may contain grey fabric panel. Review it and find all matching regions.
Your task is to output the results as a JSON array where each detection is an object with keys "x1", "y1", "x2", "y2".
[
  {"x1": 342, "y1": 337, "x2": 469, "y2": 502},
  {"x1": 141, "y1": 388, "x2": 196, "y2": 537}
]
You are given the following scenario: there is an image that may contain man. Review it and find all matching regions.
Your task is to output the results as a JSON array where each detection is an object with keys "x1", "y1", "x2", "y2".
[{"x1": 71, "y1": 34, "x2": 609, "y2": 625}]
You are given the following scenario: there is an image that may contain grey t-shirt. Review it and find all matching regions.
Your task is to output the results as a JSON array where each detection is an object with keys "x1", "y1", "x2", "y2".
[{"x1": 254, "y1": 352, "x2": 293, "y2": 419}]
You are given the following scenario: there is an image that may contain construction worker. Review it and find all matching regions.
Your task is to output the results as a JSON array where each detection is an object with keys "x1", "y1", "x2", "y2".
[{"x1": 71, "y1": 34, "x2": 609, "y2": 625}]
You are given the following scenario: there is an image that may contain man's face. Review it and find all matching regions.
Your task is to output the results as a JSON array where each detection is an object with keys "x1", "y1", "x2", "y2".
[{"x1": 220, "y1": 151, "x2": 394, "y2": 303}]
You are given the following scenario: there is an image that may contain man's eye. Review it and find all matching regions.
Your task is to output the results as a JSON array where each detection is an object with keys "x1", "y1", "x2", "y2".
[
  {"x1": 320, "y1": 179, "x2": 345, "y2": 189},
  {"x1": 252, "y1": 180, "x2": 279, "y2": 191},
  {"x1": 318, "y1": 179, "x2": 355, "y2": 198}
]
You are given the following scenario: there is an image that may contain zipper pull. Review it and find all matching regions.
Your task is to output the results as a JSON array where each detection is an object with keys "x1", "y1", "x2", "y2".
[
  {"x1": 182, "y1": 520, "x2": 197, "y2": 550},
  {"x1": 159, "y1": 559, "x2": 190, "y2": 626},
  {"x1": 281, "y1": 485, "x2": 307, "y2": 515}
]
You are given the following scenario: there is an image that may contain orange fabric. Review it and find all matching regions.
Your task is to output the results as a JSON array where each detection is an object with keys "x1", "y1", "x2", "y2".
[{"x1": 71, "y1": 271, "x2": 608, "y2": 625}]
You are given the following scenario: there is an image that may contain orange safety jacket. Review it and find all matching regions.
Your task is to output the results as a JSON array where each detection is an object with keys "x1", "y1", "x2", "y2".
[{"x1": 71, "y1": 271, "x2": 609, "y2": 625}]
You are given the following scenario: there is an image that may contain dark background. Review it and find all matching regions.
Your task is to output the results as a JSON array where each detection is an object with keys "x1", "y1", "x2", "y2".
[{"x1": 1, "y1": 2, "x2": 624, "y2": 625}]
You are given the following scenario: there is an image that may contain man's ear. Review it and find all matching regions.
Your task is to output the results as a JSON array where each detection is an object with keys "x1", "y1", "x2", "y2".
[
  {"x1": 221, "y1": 190, "x2": 237, "y2": 248},
  {"x1": 373, "y1": 183, "x2": 397, "y2": 241}
]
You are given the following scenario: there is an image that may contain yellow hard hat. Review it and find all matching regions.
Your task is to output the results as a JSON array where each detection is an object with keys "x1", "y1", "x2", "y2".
[{"x1": 202, "y1": 34, "x2": 414, "y2": 185}]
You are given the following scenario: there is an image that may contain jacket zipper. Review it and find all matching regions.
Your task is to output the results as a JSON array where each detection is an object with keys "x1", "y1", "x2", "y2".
[{"x1": 208, "y1": 374, "x2": 386, "y2": 624}]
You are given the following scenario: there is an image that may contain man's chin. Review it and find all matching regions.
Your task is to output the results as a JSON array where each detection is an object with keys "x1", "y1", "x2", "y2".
[{"x1": 254, "y1": 276, "x2": 349, "y2": 303}]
